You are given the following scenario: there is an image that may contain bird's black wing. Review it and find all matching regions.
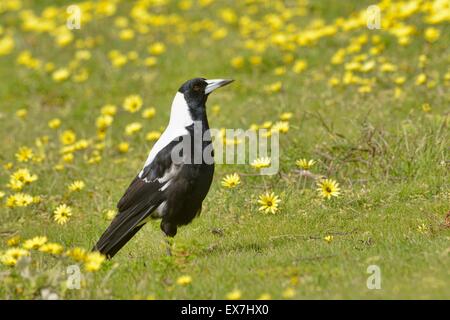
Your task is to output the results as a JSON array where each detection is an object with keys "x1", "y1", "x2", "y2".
[{"x1": 93, "y1": 138, "x2": 182, "y2": 258}]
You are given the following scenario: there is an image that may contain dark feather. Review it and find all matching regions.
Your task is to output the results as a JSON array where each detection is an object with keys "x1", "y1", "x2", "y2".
[{"x1": 93, "y1": 140, "x2": 179, "y2": 258}]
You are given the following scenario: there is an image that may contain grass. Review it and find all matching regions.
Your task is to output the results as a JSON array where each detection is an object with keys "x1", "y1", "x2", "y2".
[{"x1": 0, "y1": 0, "x2": 449, "y2": 299}]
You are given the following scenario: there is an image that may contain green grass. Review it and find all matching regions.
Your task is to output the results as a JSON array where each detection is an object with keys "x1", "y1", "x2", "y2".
[{"x1": 0, "y1": 0, "x2": 449, "y2": 299}]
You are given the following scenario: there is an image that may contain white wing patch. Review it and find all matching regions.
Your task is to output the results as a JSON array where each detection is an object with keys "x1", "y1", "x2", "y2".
[
  {"x1": 151, "y1": 201, "x2": 167, "y2": 218},
  {"x1": 159, "y1": 181, "x2": 171, "y2": 191},
  {"x1": 157, "y1": 163, "x2": 181, "y2": 191},
  {"x1": 140, "y1": 92, "x2": 192, "y2": 176}
]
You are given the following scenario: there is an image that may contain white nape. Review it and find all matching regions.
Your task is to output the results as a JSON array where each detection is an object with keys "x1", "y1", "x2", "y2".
[{"x1": 139, "y1": 92, "x2": 192, "y2": 178}]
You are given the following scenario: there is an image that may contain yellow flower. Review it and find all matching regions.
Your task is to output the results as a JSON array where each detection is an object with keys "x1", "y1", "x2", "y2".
[
  {"x1": 73, "y1": 69, "x2": 89, "y2": 83},
  {"x1": 39, "y1": 243, "x2": 64, "y2": 255},
  {"x1": 148, "y1": 42, "x2": 166, "y2": 55},
  {"x1": 316, "y1": 179, "x2": 340, "y2": 199},
  {"x1": 23, "y1": 236, "x2": 48, "y2": 250},
  {"x1": 52, "y1": 68, "x2": 70, "y2": 82},
  {"x1": 329, "y1": 77, "x2": 340, "y2": 86},
  {"x1": 258, "y1": 192, "x2": 281, "y2": 214},
  {"x1": 8, "y1": 168, "x2": 38, "y2": 191},
  {"x1": 75, "y1": 50, "x2": 91, "y2": 60},
  {"x1": 142, "y1": 107, "x2": 156, "y2": 119},
  {"x1": 105, "y1": 209, "x2": 116, "y2": 221},
  {"x1": 251, "y1": 157, "x2": 271, "y2": 169},
  {"x1": 380, "y1": 63, "x2": 397, "y2": 73},
  {"x1": 145, "y1": 131, "x2": 161, "y2": 142},
  {"x1": 48, "y1": 118, "x2": 61, "y2": 129},
  {"x1": 110, "y1": 53, "x2": 127, "y2": 67},
  {"x1": 60, "y1": 130, "x2": 76, "y2": 145},
  {"x1": 84, "y1": 252, "x2": 106, "y2": 272},
  {"x1": 422, "y1": 103, "x2": 431, "y2": 113},
  {"x1": 293, "y1": 59, "x2": 307, "y2": 73},
  {"x1": 226, "y1": 289, "x2": 242, "y2": 300},
  {"x1": 324, "y1": 235, "x2": 334, "y2": 243},
  {"x1": 15, "y1": 146, "x2": 34, "y2": 162},
  {"x1": 212, "y1": 27, "x2": 228, "y2": 40},
  {"x1": 119, "y1": 29, "x2": 134, "y2": 40},
  {"x1": 264, "y1": 81, "x2": 282, "y2": 93},
  {"x1": 424, "y1": 27, "x2": 440, "y2": 43},
  {"x1": 54, "y1": 204, "x2": 72, "y2": 225},
  {"x1": 394, "y1": 87, "x2": 403, "y2": 99},
  {"x1": 6, "y1": 236, "x2": 20, "y2": 247},
  {"x1": 0, "y1": 35, "x2": 14, "y2": 56},
  {"x1": 65, "y1": 247, "x2": 87, "y2": 262},
  {"x1": 6, "y1": 193, "x2": 34, "y2": 208},
  {"x1": 358, "y1": 85, "x2": 372, "y2": 94},
  {"x1": 3, "y1": 162, "x2": 13, "y2": 170},
  {"x1": 123, "y1": 95, "x2": 143, "y2": 113},
  {"x1": 7, "y1": 179, "x2": 23, "y2": 191},
  {"x1": 221, "y1": 173, "x2": 241, "y2": 188},
  {"x1": 231, "y1": 56, "x2": 244, "y2": 69},
  {"x1": 415, "y1": 73, "x2": 427, "y2": 85},
  {"x1": 249, "y1": 55, "x2": 262, "y2": 66},
  {"x1": 220, "y1": 8, "x2": 237, "y2": 24},
  {"x1": 279, "y1": 112, "x2": 293, "y2": 121},
  {"x1": 199, "y1": 0, "x2": 213, "y2": 7},
  {"x1": 125, "y1": 122, "x2": 143, "y2": 136},
  {"x1": 271, "y1": 121, "x2": 289, "y2": 133},
  {"x1": 296, "y1": 159, "x2": 316, "y2": 170},
  {"x1": 394, "y1": 76, "x2": 406, "y2": 85},
  {"x1": 176, "y1": 275, "x2": 192, "y2": 286},
  {"x1": 179, "y1": 0, "x2": 192, "y2": 10},
  {"x1": 96, "y1": 115, "x2": 113, "y2": 131},
  {"x1": 118, "y1": 142, "x2": 130, "y2": 153},
  {"x1": 16, "y1": 109, "x2": 27, "y2": 119},
  {"x1": 274, "y1": 66, "x2": 286, "y2": 76},
  {"x1": 144, "y1": 56, "x2": 158, "y2": 67},
  {"x1": 62, "y1": 153, "x2": 74, "y2": 163},
  {"x1": 74, "y1": 139, "x2": 88, "y2": 150},
  {"x1": 261, "y1": 121, "x2": 272, "y2": 129},
  {"x1": 282, "y1": 288, "x2": 296, "y2": 299},
  {"x1": 1, "y1": 248, "x2": 29, "y2": 266},
  {"x1": 101, "y1": 104, "x2": 117, "y2": 116},
  {"x1": 68, "y1": 180, "x2": 85, "y2": 192}
]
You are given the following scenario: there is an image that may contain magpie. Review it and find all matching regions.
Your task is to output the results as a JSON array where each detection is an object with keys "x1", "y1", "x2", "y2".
[{"x1": 93, "y1": 78, "x2": 234, "y2": 258}]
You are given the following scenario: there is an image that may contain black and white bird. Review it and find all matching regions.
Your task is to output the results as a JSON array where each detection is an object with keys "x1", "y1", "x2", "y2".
[{"x1": 93, "y1": 78, "x2": 233, "y2": 258}]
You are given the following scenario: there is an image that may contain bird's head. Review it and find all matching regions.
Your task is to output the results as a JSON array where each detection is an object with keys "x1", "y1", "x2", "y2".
[
  {"x1": 170, "y1": 77, "x2": 233, "y2": 126},
  {"x1": 178, "y1": 77, "x2": 234, "y2": 106}
]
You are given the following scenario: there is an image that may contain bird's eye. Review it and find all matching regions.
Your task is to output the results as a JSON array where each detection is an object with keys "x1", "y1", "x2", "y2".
[{"x1": 193, "y1": 85, "x2": 202, "y2": 91}]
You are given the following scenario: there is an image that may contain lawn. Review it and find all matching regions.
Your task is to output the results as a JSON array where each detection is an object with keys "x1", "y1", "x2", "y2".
[{"x1": 0, "y1": 0, "x2": 449, "y2": 299}]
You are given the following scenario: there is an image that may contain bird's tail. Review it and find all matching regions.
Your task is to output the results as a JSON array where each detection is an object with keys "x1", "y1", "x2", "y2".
[
  {"x1": 93, "y1": 224, "x2": 144, "y2": 259},
  {"x1": 93, "y1": 204, "x2": 157, "y2": 258}
]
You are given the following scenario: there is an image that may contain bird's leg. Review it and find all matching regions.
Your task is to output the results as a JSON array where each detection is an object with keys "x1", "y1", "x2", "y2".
[
  {"x1": 164, "y1": 236, "x2": 172, "y2": 257},
  {"x1": 160, "y1": 221, "x2": 177, "y2": 257}
]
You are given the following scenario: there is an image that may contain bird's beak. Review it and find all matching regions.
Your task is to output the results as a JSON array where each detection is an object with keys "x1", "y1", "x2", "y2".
[{"x1": 205, "y1": 79, "x2": 234, "y2": 94}]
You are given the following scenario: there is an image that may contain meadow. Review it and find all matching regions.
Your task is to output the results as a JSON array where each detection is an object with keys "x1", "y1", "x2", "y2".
[{"x1": 0, "y1": 0, "x2": 449, "y2": 299}]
